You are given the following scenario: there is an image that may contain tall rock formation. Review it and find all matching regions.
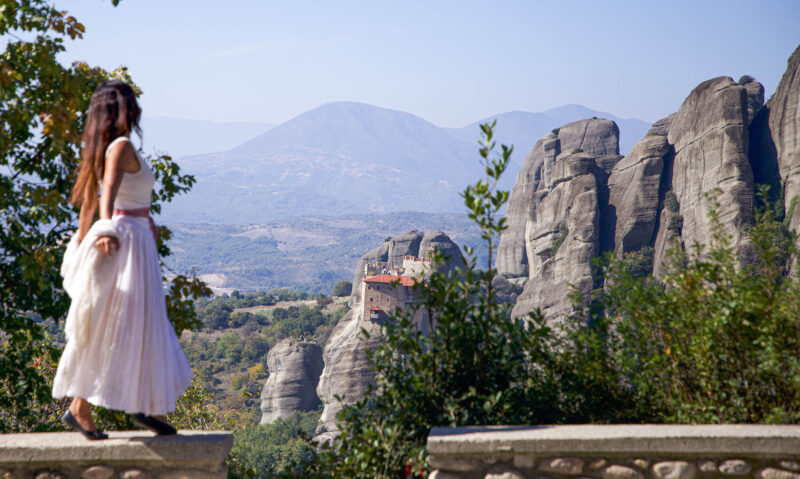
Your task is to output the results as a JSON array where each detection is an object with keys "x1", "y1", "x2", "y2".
[
  {"x1": 506, "y1": 119, "x2": 623, "y2": 319},
  {"x1": 653, "y1": 76, "x2": 758, "y2": 270},
  {"x1": 498, "y1": 119, "x2": 621, "y2": 281},
  {"x1": 503, "y1": 67, "x2": 774, "y2": 319},
  {"x1": 317, "y1": 231, "x2": 464, "y2": 436},
  {"x1": 750, "y1": 45, "x2": 800, "y2": 233},
  {"x1": 259, "y1": 339, "x2": 324, "y2": 424}
]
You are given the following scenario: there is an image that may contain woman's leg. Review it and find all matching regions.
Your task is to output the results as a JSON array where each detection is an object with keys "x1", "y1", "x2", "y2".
[{"x1": 69, "y1": 397, "x2": 99, "y2": 432}]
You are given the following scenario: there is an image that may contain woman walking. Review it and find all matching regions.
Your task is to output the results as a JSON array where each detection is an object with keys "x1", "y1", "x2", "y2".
[{"x1": 52, "y1": 80, "x2": 192, "y2": 439}]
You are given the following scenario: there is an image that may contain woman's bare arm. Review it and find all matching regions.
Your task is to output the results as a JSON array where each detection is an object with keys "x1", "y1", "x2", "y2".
[{"x1": 76, "y1": 191, "x2": 98, "y2": 244}]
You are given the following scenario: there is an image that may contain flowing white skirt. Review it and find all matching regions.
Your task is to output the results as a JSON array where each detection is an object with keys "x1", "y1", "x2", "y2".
[{"x1": 52, "y1": 215, "x2": 192, "y2": 415}]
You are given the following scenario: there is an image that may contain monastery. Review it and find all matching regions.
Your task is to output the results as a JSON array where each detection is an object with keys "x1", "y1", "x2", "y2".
[{"x1": 361, "y1": 251, "x2": 434, "y2": 333}]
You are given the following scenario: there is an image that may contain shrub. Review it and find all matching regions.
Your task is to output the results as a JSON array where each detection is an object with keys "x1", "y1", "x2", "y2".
[
  {"x1": 597, "y1": 191, "x2": 800, "y2": 422},
  {"x1": 550, "y1": 226, "x2": 569, "y2": 257},
  {"x1": 667, "y1": 214, "x2": 683, "y2": 233},
  {"x1": 331, "y1": 280, "x2": 352, "y2": 297},
  {"x1": 738, "y1": 74, "x2": 756, "y2": 85},
  {"x1": 664, "y1": 190, "x2": 679, "y2": 212}
]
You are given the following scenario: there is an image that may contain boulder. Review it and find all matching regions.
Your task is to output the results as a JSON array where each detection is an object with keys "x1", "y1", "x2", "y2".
[{"x1": 259, "y1": 339, "x2": 324, "y2": 424}]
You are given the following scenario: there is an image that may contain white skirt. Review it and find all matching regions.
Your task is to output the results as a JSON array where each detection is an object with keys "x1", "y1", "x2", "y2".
[{"x1": 52, "y1": 215, "x2": 192, "y2": 415}]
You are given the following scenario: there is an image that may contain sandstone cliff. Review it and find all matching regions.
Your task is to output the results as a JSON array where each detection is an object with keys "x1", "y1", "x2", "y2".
[
  {"x1": 504, "y1": 119, "x2": 623, "y2": 319},
  {"x1": 259, "y1": 338, "x2": 324, "y2": 424},
  {"x1": 750, "y1": 45, "x2": 800, "y2": 233},
  {"x1": 317, "y1": 230, "x2": 464, "y2": 435},
  {"x1": 502, "y1": 63, "x2": 780, "y2": 319}
]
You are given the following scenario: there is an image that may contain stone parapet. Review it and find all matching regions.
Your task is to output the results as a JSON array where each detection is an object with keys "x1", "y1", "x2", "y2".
[
  {"x1": 0, "y1": 431, "x2": 232, "y2": 479},
  {"x1": 427, "y1": 425, "x2": 800, "y2": 479}
]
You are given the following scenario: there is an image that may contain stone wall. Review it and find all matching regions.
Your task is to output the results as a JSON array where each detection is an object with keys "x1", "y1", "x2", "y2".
[
  {"x1": 427, "y1": 425, "x2": 800, "y2": 479},
  {"x1": 0, "y1": 431, "x2": 232, "y2": 479}
]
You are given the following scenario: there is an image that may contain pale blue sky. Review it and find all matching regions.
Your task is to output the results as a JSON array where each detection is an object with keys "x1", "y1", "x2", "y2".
[{"x1": 58, "y1": 0, "x2": 800, "y2": 126}]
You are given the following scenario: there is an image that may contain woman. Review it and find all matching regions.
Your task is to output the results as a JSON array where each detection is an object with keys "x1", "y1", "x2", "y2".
[{"x1": 52, "y1": 80, "x2": 192, "y2": 439}]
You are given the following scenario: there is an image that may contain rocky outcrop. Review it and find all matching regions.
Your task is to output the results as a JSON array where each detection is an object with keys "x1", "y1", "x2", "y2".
[
  {"x1": 666, "y1": 77, "x2": 756, "y2": 252},
  {"x1": 317, "y1": 231, "x2": 463, "y2": 436},
  {"x1": 259, "y1": 339, "x2": 324, "y2": 424},
  {"x1": 498, "y1": 119, "x2": 620, "y2": 281},
  {"x1": 503, "y1": 68, "x2": 773, "y2": 319},
  {"x1": 750, "y1": 45, "x2": 800, "y2": 233},
  {"x1": 510, "y1": 119, "x2": 623, "y2": 319},
  {"x1": 607, "y1": 116, "x2": 673, "y2": 256}
]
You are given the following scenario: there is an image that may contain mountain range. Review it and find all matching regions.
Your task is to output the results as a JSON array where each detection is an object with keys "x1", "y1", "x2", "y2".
[{"x1": 157, "y1": 102, "x2": 650, "y2": 224}]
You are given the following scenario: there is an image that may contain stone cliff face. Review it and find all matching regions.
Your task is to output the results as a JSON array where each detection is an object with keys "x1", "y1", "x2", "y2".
[
  {"x1": 750, "y1": 45, "x2": 800, "y2": 232},
  {"x1": 259, "y1": 339, "x2": 324, "y2": 425},
  {"x1": 501, "y1": 55, "x2": 791, "y2": 319},
  {"x1": 317, "y1": 230, "x2": 463, "y2": 435},
  {"x1": 504, "y1": 119, "x2": 623, "y2": 319}
]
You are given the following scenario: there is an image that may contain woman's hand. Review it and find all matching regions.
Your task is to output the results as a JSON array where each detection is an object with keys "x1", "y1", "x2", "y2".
[{"x1": 95, "y1": 236, "x2": 120, "y2": 257}]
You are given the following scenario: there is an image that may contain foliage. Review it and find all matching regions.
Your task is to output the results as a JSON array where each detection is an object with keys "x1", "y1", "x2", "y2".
[
  {"x1": 228, "y1": 411, "x2": 320, "y2": 478},
  {"x1": 0, "y1": 0, "x2": 209, "y2": 432},
  {"x1": 620, "y1": 245, "x2": 654, "y2": 279},
  {"x1": 667, "y1": 214, "x2": 683, "y2": 233},
  {"x1": 331, "y1": 280, "x2": 352, "y2": 297},
  {"x1": 664, "y1": 190, "x2": 679, "y2": 212},
  {"x1": 738, "y1": 74, "x2": 756, "y2": 85},
  {"x1": 550, "y1": 225, "x2": 569, "y2": 257},
  {"x1": 597, "y1": 189, "x2": 800, "y2": 423}
]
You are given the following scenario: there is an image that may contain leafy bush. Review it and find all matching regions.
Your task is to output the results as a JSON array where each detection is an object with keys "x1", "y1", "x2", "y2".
[
  {"x1": 550, "y1": 226, "x2": 569, "y2": 257},
  {"x1": 229, "y1": 411, "x2": 320, "y2": 478},
  {"x1": 596, "y1": 190, "x2": 800, "y2": 423},
  {"x1": 667, "y1": 214, "x2": 683, "y2": 233},
  {"x1": 738, "y1": 74, "x2": 756, "y2": 85},
  {"x1": 332, "y1": 280, "x2": 353, "y2": 297},
  {"x1": 664, "y1": 190, "x2": 679, "y2": 212}
]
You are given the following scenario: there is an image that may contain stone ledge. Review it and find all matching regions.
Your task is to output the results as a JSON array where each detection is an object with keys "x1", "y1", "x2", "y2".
[
  {"x1": 428, "y1": 425, "x2": 800, "y2": 457},
  {"x1": 0, "y1": 431, "x2": 232, "y2": 479}
]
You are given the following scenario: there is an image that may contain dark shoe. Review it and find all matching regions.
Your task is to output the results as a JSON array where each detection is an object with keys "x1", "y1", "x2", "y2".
[
  {"x1": 132, "y1": 413, "x2": 177, "y2": 435},
  {"x1": 61, "y1": 410, "x2": 108, "y2": 440}
]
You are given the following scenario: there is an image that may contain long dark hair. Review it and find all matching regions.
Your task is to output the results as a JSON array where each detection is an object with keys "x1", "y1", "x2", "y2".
[{"x1": 69, "y1": 80, "x2": 141, "y2": 208}]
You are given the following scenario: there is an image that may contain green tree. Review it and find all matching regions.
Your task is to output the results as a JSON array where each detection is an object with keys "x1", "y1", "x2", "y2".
[
  {"x1": 331, "y1": 280, "x2": 352, "y2": 297},
  {"x1": 0, "y1": 0, "x2": 210, "y2": 432}
]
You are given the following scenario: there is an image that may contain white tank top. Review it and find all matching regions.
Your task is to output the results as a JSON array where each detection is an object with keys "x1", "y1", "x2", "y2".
[{"x1": 104, "y1": 136, "x2": 155, "y2": 210}]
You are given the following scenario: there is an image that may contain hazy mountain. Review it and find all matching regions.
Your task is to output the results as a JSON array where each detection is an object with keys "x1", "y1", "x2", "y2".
[
  {"x1": 161, "y1": 102, "x2": 650, "y2": 224},
  {"x1": 164, "y1": 102, "x2": 483, "y2": 223},
  {"x1": 447, "y1": 104, "x2": 651, "y2": 157},
  {"x1": 139, "y1": 117, "x2": 273, "y2": 158}
]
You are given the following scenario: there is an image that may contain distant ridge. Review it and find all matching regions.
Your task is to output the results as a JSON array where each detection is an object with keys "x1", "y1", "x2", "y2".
[{"x1": 162, "y1": 101, "x2": 650, "y2": 224}]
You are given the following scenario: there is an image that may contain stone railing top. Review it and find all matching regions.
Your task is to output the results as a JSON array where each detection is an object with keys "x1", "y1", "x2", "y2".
[
  {"x1": 427, "y1": 425, "x2": 800, "y2": 457},
  {"x1": 0, "y1": 430, "x2": 233, "y2": 468}
]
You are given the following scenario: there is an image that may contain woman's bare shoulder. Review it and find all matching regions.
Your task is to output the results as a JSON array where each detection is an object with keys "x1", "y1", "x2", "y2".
[{"x1": 106, "y1": 137, "x2": 140, "y2": 174}]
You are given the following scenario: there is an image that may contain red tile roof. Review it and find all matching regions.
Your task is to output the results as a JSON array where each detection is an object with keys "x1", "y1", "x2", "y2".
[
  {"x1": 363, "y1": 274, "x2": 417, "y2": 287},
  {"x1": 369, "y1": 306, "x2": 383, "y2": 311}
]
